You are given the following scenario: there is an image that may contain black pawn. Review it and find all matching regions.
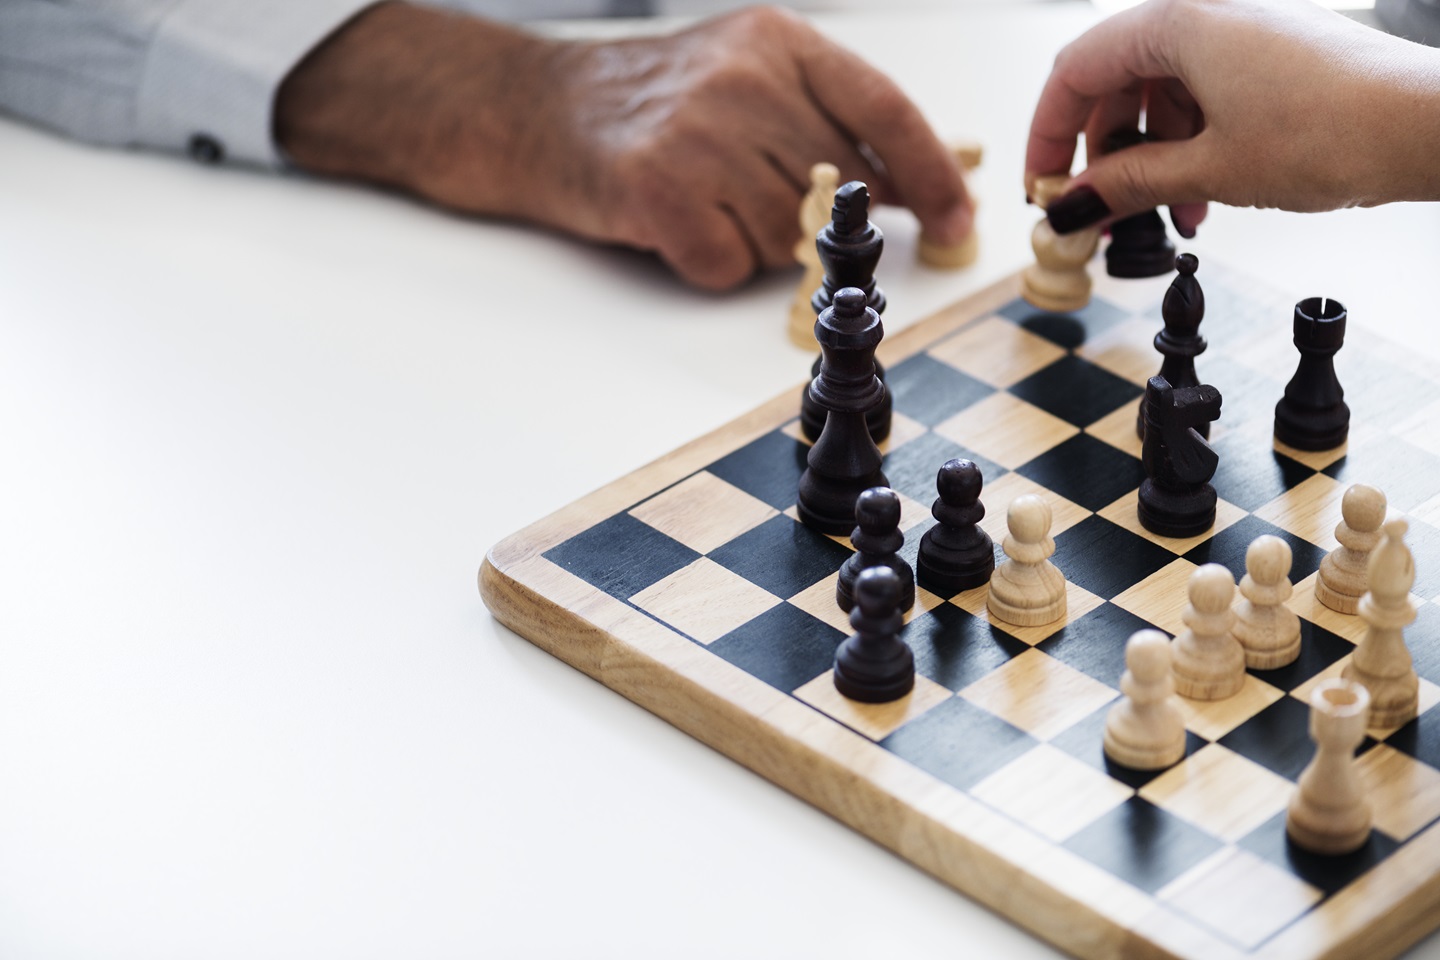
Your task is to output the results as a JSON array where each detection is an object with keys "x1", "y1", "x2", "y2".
[
  {"x1": 916, "y1": 459, "x2": 995, "y2": 595},
  {"x1": 799, "y1": 181, "x2": 892, "y2": 444},
  {"x1": 1138, "y1": 375, "x2": 1223, "y2": 537},
  {"x1": 838, "y1": 487, "x2": 915, "y2": 614},
  {"x1": 797, "y1": 288, "x2": 889, "y2": 535},
  {"x1": 833, "y1": 566, "x2": 915, "y2": 704},
  {"x1": 1103, "y1": 129, "x2": 1177, "y2": 279},
  {"x1": 1138, "y1": 253, "x2": 1208, "y2": 440},
  {"x1": 1274, "y1": 297, "x2": 1350, "y2": 451}
]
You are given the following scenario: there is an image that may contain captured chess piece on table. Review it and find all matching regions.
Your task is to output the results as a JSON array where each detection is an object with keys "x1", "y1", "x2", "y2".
[
  {"x1": 797, "y1": 288, "x2": 888, "y2": 535},
  {"x1": 987, "y1": 494, "x2": 1066, "y2": 627},
  {"x1": 1275, "y1": 296, "x2": 1350, "y2": 451},
  {"x1": 1287, "y1": 679, "x2": 1374, "y2": 856},
  {"x1": 1172, "y1": 563, "x2": 1244, "y2": 701},
  {"x1": 1138, "y1": 374, "x2": 1222, "y2": 538},
  {"x1": 833, "y1": 566, "x2": 915, "y2": 703},
  {"x1": 789, "y1": 162, "x2": 841, "y2": 349},
  {"x1": 1234, "y1": 534, "x2": 1302, "y2": 670},
  {"x1": 799, "y1": 181, "x2": 892, "y2": 443},
  {"x1": 916, "y1": 458, "x2": 994, "y2": 596},
  {"x1": 1344, "y1": 519, "x2": 1420, "y2": 729},
  {"x1": 1317, "y1": 483, "x2": 1389, "y2": 614},
  {"x1": 917, "y1": 139, "x2": 983, "y2": 270},
  {"x1": 1022, "y1": 174, "x2": 1101, "y2": 314},
  {"x1": 1104, "y1": 630, "x2": 1187, "y2": 771},
  {"x1": 1138, "y1": 253, "x2": 1208, "y2": 440},
  {"x1": 837, "y1": 487, "x2": 915, "y2": 614},
  {"x1": 1101, "y1": 128, "x2": 1177, "y2": 279}
]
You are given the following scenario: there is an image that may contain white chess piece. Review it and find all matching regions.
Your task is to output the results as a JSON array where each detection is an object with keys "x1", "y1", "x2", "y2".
[
  {"x1": 1172, "y1": 563, "x2": 1244, "y2": 700},
  {"x1": 1021, "y1": 175, "x2": 1100, "y2": 314},
  {"x1": 1286, "y1": 678, "x2": 1373, "y2": 855},
  {"x1": 1343, "y1": 518, "x2": 1419, "y2": 728},
  {"x1": 986, "y1": 494, "x2": 1066, "y2": 627},
  {"x1": 1316, "y1": 483, "x2": 1387, "y2": 614},
  {"x1": 788, "y1": 162, "x2": 840, "y2": 348},
  {"x1": 1233, "y1": 535, "x2": 1301, "y2": 669},
  {"x1": 1104, "y1": 630, "x2": 1187, "y2": 770}
]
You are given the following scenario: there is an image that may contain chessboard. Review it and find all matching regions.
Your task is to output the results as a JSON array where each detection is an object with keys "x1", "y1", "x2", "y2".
[{"x1": 479, "y1": 261, "x2": 1440, "y2": 960}]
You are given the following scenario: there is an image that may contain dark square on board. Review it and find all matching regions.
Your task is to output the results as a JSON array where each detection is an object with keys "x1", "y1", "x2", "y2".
[
  {"x1": 1063, "y1": 796, "x2": 1225, "y2": 895},
  {"x1": 709, "y1": 603, "x2": 845, "y2": 694},
  {"x1": 543, "y1": 513, "x2": 701, "y2": 602},
  {"x1": 879, "y1": 697, "x2": 1037, "y2": 792},
  {"x1": 709, "y1": 514, "x2": 854, "y2": 599},
  {"x1": 1325, "y1": 433, "x2": 1440, "y2": 515},
  {"x1": 1008, "y1": 355, "x2": 1145, "y2": 429},
  {"x1": 1219, "y1": 696, "x2": 1376, "y2": 781},
  {"x1": 1209, "y1": 428, "x2": 1317, "y2": 513},
  {"x1": 1037, "y1": 602, "x2": 1159, "y2": 689},
  {"x1": 1017, "y1": 434, "x2": 1146, "y2": 512},
  {"x1": 882, "y1": 431, "x2": 1006, "y2": 509},
  {"x1": 1237, "y1": 811, "x2": 1401, "y2": 897},
  {"x1": 1055, "y1": 515, "x2": 1178, "y2": 599},
  {"x1": 996, "y1": 294, "x2": 1132, "y2": 347},
  {"x1": 1382, "y1": 702, "x2": 1440, "y2": 771},
  {"x1": 907, "y1": 604, "x2": 1029, "y2": 692},
  {"x1": 705, "y1": 429, "x2": 811, "y2": 512},
  {"x1": 1406, "y1": 601, "x2": 1440, "y2": 689},
  {"x1": 1182, "y1": 514, "x2": 1328, "y2": 585},
  {"x1": 1049, "y1": 705, "x2": 1207, "y2": 790},
  {"x1": 1246, "y1": 621, "x2": 1354, "y2": 694},
  {"x1": 1404, "y1": 518, "x2": 1440, "y2": 604},
  {"x1": 886, "y1": 353, "x2": 996, "y2": 427}
]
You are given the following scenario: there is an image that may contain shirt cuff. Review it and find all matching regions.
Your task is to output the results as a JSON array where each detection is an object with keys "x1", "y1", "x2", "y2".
[{"x1": 134, "y1": 0, "x2": 379, "y2": 168}]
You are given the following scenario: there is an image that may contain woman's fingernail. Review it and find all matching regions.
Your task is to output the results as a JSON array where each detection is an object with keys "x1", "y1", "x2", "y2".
[
  {"x1": 1046, "y1": 186, "x2": 1111, "y2": 235},
  {"x1": 1025, "y1": 192, "x2": 1034, "y2": 206},
  {"x1": 1171, "y1": 208, "x2": 1196, "y2": 239}
]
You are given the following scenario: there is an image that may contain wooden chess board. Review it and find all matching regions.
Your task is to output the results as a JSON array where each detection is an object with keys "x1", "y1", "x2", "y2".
[{"x1": 479, "y1": 262, "x2": 1440, "y2": 960}]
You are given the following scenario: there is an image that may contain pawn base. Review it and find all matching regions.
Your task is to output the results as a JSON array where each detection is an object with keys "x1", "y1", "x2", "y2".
[
  {"x1": 1315, "y1": 577, "x2": 1362, "y2": 615},
  {"x1": 918, "y1": 230, "x2": 979, "y2": 270},
  {"x1": 1343, "y1": 665, "x2": 1419, "y2": 729},
  {"x1": 986, "y1": 587, "x2": 1066, "y2": 628},
  {"x1": 1287, "y1": 804, "x2": 1372, "y2": 856},
  {"x1": 833, "y1": 646, "x2": 915, "y2": 704},
  {"x1": 1103, "y1": 725, "x2": 1185, "y2": 772},
  {"x1": 1242, "y1": 638, "x2": 1302, "y2": 671},
  {"x1": 1021, "y1": 266, "x2": 1091, "y2": 315}
]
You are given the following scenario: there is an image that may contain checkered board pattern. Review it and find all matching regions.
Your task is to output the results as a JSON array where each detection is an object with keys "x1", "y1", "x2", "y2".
[{"x1": 480, "y1": 263, "x2": 1440, "y2": 960}]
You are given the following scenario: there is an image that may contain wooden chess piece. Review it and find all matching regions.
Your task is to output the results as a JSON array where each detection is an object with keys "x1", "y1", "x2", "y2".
[
  {"x1": 1233, "y1": 535, "x2": 1302, "y2": 669},
  {"x1": 1136, "y1": 253, "x2": 1208, "y2": 440},
  {"x1": 916, "y1": 458, "x2": 994, "y2": 595},
  {"x1": 918, "y1": 142, "x2": 982, "y2": 270},
  {"x1": 797, "y1": 288, "x2": 889, "y2": 535},
  {"x1": 1104, "y1": 630, "x2": 1187, "y2": 770},
  {"x1": 1317, "y1": 483, "x2": 1388, "y2": 614},
  {"x1": 833, "y1": 566, "x2": 916, "y2": 703},
  {"x1": 1274, "y1": 296, "x2": 1350, "y2": 451},
  {"x1": 789, "y1": 162, "x2": 841, "y2": 349},
  {"x1": 1137, "y1": 375, "x2": 1223, "y2": 538},
  {"x1": 986, "y1": 494, "x2": 1066, "y2": 627},
  {"x1": 1172, "y1": 563, "x2": 1244, "y2": 701},
  {"x1": 838, "y1": 487, "x2": 916, "y2": 614},
  {"x1": 1286, "y1": 678, "x2": 1373, "y2": 855},
  {"x1": 1101, "y1": 129, "x2": 1177, "y2": 279},
  {"x1": 1343, "y1": 519, "x2": 1420, "y2": 728},
  {"x1": 1021, "y1": 175, "x2": 1101, "y2": 314}
]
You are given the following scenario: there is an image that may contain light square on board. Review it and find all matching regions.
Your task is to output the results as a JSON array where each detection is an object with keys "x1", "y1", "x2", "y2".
[
  {"x1": 629, "y1": 557, "x2": 780, "y2": 644},
  {"x1": 1157, "y1": 847, "x2": 1323, "y2": 951},
  {"x1": 1097, "y1": 490, "x2": 1248, "y2": 556},
  {"x1": 1110, "y1": 557, "x2": 1201, "y2": 637},
  {"x1": 933, "y1": 393, "x2": 1080, "y2": 471},
  {"x1": 951, "y1": 578, "x2": 1106, "y2": 646},
  {"x1": 926, "y1": 315, "x2": 1067, "y2": 388},
  {"x1": 975, "y1": 471, "x2": 1091, "y2": 545},
  {"x1": 1140, "y1": 744, "x2": 1293, "y2": 842},
  {"x1": 1084, "y1": 400, "x2": 1144, "y2": 459},
  {"x1": 793, "y1": 670, "x2": 952, "y2": 741},
  {"x1": 1074, "y1": 316, "x2": 1162, "y2": 388},
  {"x1": 1174, "y1": 675, "x2": 1285, "y2": 742},
  {"x1": 1272, "y1": 436, "x2": 1349, "y2": 472},
  {"x1": 628, "y1": 472, "x2": 778, "y2": 555},
  {"x1": 1395, "y1": 398, "x2": 1440, "y2": 458},
  {"x1": 1357, "y1": 744, "x2": 1440, "y2": 842},
  {"x1": 787, "y1": 573, "x2": 945, "y2": 636},
  {"x1": 958, "y1": 648, "x2": 1118, "y2": 741},
  {"x1": 1253, "y1": 472, "x2": 1348, "y2": 549},
  {"x1": 1287, "y1": 572, "x2": 1370, "y2": 644},
  {"x1": 969, "y1": 743, "x2": 1133, "y2": 843}
]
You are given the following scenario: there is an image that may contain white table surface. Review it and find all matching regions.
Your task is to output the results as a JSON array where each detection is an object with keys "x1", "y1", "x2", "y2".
[{"x1": 4, "y1": 4, "x2": 1439, "y2": 959}]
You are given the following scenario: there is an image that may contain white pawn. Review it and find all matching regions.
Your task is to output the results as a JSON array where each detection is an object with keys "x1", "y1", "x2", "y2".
[
  {"x1": 1316, "y1": 483, "x2": 1387, "y2": 614},
  {"x1": 788, "y1": 162, "x2": 840, "y2": 349},
  {"x1": 1104, "y1": 630, "x2": 1187, "y2": 770},
  {"x1": 1287, "y1": 678, "x2": 1373, "y2": 855},
  {"x1": 1172, "y1": 564, "x2": 1245, "y2": 700},
  {"x1": 1021, "y1": 175, "x2": 1100, "y2": 314},
  {"x1": 1234, "y1": 535, "x2": 1301, "y2": 669},
  {"x1": 917, "y1": 141, "x2": 982, "y2": 269},
  {"x1": 987, "y1": 494, "x2": 1066, "y2": 627},
  {"x1": 1343, "y1": 519, "x2": 1419, "y2": 728}
]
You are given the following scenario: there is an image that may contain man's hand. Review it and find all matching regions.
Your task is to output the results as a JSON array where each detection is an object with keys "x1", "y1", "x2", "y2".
[{"x1": 276, "y1": 2, "x2": 973, "y2": 291}]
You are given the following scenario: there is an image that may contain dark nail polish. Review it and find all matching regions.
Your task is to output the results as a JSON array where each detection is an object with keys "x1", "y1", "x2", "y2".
[
  {"x1": 1025, "y1": 192, "x2": 1034, "y2": 206},
  {"x1": 1046, "y1": 186, "x2": 1111, "y2": 235},
  {"x1": 1170, "y1": 208, "x2": 1196, "y2": 239}
]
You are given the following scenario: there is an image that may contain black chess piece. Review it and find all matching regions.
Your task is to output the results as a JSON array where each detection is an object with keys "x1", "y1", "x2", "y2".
[
  {"x1": 799, "y1": 181, "x2": 892, "y2": 444},
  {"x1": 1103, "y1": 129, "x2": 1177, "y2": 279},
  {"x1": 838, "y1": 487, "x2": 916, "y2": 614},
  {"x1": 1137, "y1": 253, "x2": 1208, "y2": 440},
  {"x1": 916, "y1": 459, "x2": 994, "y2": 595},
  {"x1": 1274, "y1": 297, "x2": 1350, "y2": 451},
  {"x1": 1138, "y1": 375, "x2": 1223, "y2": 537},
  {"x1": 833, "y1": 566, "x2": 915, "y2": 703},
  {"x1": 797, "y1": 288, "x2": 889, "y2": 535}
]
